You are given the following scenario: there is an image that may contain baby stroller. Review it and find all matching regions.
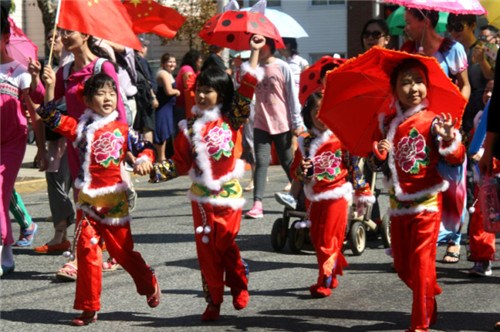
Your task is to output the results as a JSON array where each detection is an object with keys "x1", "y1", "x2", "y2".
[
  {"x1": 271, "y1": 189, "x2": 310, "y2": 254},
  {"x1": 270, "y1": 171, "x2": 391, "y2": 255}
]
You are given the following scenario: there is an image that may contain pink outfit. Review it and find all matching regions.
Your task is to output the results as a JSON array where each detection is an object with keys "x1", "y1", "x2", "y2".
[
  {"x1": 35, "y1": 58, "x2": 126, "y2": 180},
  {"x1": 253, "y1": 58, "x2": 302, "y2": 134},
  {"x1": 0, "y1": 60, "x2": 31, "y2": 246},
  {"x1": 175, "y1": 65, "x2": 195, "y2": 110}
]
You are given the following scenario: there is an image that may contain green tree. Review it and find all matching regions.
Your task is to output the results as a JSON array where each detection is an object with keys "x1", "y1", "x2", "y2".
[{"x1": 163, "y1": 0, "x2": 216, "y2": 51}]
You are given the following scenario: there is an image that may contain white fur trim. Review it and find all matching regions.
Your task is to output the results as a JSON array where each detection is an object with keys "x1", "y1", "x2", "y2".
[
  {"x1": 187, "y1": 191, "x2": 245, "y2": 210},
  {"x1": 241, "y1": 62, "x2": 265, "y2": 82},
  {"x1": 73, "y1": 110, "x2": 127, "y2": 197},
  {"x1": 75, "y1": 181, "x2": 129, "y2": 198},
  {"x1": 182, "y1": 105, "x2": 245, "y2": 191},
  {"x1": 354, "y1": 194, "x2": 376, "y2": 205},
  {"x1": 438, "y1": 129, "x2": 462, "y2": 156},
  {"x1": 389, "y1": 205, "x2": 440, "y2": 217},
  {"x1": 134, "y1": 155, "x2": 151, "y2": 166},
  {"x1": 297, "y1": 130, "x2": 333, "y2": 158},
  {"x1": 304, "y1": 182, "x2": 353, "y2": 202},
  {"x1": 78, "y1": 203, "x2": 131, "y2": 225},
  {"x1": 385, "y1": 100, "x2": 449, "y2": 201}
]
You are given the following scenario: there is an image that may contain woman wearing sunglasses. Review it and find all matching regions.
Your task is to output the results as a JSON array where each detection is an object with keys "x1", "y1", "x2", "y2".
[{"x1": 360, "y1": 18, "x2": 391, "y2": 51}]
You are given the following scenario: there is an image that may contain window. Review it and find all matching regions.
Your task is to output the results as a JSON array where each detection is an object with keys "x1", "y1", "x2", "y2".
[
  {"x1": 237, "y1": 0, "x2": 281, "y2": 7},
  {"x1": 311, "y1": 0, "x2": 345, "y2": 5}
]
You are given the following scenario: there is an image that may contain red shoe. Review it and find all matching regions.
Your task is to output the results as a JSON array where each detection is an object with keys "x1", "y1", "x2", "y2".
[
  {"x1": 147, "y1": 275, "x2": 161, "y2": 308},
  {"x1": 34, "y1": 240, "x2": 71, "y2": 254},
  {"x1": 201, "y1": 303, "x2": 220, "y2": 322},
  {"x1": 231, "y1": 288, "x2": 249, "y2": 310},
  {"x1": 309, "y1": 284, "x2": 331, "y2": 298},
  {"x1": 329, "y1": 277, "x2": 338, "y2": 289},
  {"x1": 71, "y1": 311, "x2": 97, "y2": 326}
]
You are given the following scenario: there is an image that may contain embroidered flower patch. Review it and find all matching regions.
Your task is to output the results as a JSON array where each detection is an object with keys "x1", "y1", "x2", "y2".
[
  {"x1": 204, "y1": 122, "x2": 234, "y2": 160},
  {"x1": 313, "y1": 150, "x2": 342, "y2": 180},
  {"x1": 395, "y1": 128, "x2": 429, "y2": 174},
  {"x1": 92, "y1": 129, "x2": 124, "y2": 167}
]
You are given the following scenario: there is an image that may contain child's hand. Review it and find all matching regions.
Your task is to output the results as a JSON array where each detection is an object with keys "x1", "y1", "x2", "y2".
[
  {"x1": 377, "y1": 139, "x2": 391, "y2": 153},
  {"x1": 134, "y1": 161, "x2": 153, "y2": 175},
  {"x1": 250, "y1": 34, "x2": 266, "y2": 50},
  {"x1": 434, "y1": 113, "x2": 456, "y2": 141},
  {"x1": 42, "y1": 66, "x2": 56, "y2": 87},
  {"x1": 28, "y1": 58, "x2": 42, "y2": 78},
  {"x1": 300, "y1": 158, "x2": 314, "y2": 178}
]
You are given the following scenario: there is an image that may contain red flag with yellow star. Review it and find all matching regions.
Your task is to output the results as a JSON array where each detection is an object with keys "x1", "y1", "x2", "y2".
[
  {"x1": 58, "y1": 0, "x2": 142, "y2": 50},
  {"x1": 123, "y1": 0, "x2": 186, "y2": 39}
]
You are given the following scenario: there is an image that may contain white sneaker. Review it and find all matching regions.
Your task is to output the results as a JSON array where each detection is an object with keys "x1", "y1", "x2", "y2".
[{"x1": 274, "y1": 192, "x2": 297, "y2": 210}]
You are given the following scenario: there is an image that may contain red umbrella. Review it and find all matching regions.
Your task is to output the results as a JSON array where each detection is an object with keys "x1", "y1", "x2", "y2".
[
  {"x1": 299, "y1": 56, "x2": 346, "y2": 106},
  {"x1": 6, "y1": 17, "x2": 38, "y2": 67},
  {"x1": 198, "y1": 10, "x2": 284, "y2": 51},
  {"x1": 318, "y1": 47, "x2": 467, "y2": 157}
]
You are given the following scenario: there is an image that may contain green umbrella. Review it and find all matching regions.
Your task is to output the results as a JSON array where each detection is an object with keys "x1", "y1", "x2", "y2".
[{"x1": 386, "y1": 6, "x2": 449, "y2": 35}]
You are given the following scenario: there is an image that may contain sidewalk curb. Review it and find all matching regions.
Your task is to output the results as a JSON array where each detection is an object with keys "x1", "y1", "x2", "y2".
[{"x1": 15, "y1": 178, "x2": 47, "y2": 194}]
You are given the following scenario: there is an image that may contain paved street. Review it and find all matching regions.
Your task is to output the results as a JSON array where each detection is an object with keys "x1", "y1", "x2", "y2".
[{"x1": 1, "y1": 159, "x2": 499, "y2": 331}]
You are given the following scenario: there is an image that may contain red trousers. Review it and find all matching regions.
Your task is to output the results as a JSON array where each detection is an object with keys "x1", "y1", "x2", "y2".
[
  {"x1": 391, "y1": 204, "x2": 442, "y2": 331},
  {"x1": 74, "y1": 211, "x2": 155, "y2": 311},
  {"x1": 468, "y1": 186, "x2": 496, "y2": 261},
  {"x1": 309, "y1": 198, "x2": 349, "y2": 286},
  {"x1": 191, "y1": 202, "x2": 248, "y2": 306}
]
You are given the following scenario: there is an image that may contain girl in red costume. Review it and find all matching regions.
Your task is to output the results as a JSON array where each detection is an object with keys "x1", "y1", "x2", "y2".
[
  {"x1": 290, "y1": 92, "x2": 373, "y2": 298},
  {"x1": 38, "y1": 71, "x2": 160, "y2": 326},
  {"x1": 150, "y1": 35, "x2": 263, "y2": 321},
  {"x1": 371, "y1": 59, "x2": 465, "y2": 332}
]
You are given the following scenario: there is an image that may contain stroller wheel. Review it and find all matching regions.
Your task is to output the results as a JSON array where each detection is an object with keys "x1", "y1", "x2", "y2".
[
  {"x1": 380, "y1": 214, "x2": 391, "y2": 249},
  {"x1": 349, "y1": 221, "x2": 366, "y2": 256},
  {"x1": 271, "y1": 218, "x2": 288, "y2": 252},
  {"x1": 288, "y1": 220, "x2": 306, "y2": 254}
]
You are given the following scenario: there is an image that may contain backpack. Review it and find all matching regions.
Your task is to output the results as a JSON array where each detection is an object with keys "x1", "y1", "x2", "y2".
[{"x1": 132, "y1": 54, "x2": 155, "y2": 131}]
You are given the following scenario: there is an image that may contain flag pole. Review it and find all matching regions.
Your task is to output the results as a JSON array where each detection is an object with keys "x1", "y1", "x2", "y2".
[{"x1": 47, "y1": 0, "x2": 62, "y2": 67}]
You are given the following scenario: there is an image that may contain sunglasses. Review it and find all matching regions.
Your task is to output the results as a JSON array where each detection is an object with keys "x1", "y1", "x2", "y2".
[
  {"x1": 59, "y1": 29, "x2": 76, "y2": 38},
  {"x1": 446, "y1": 22, "x2": 465, "y2": 33},
  {"x1": 362, "y1": 31, "x2": 385, "y2": 39}
]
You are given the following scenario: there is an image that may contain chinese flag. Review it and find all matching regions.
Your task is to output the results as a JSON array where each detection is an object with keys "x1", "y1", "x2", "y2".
[
  {"x1": 58, "y1": 0, "x2": 142, "y2": 50},
  {"x1": 123, "y1": 0, "x2": 186, "y2": 39}
]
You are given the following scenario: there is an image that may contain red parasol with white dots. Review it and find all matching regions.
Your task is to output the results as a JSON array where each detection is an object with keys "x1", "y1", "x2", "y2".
[{"x1": 198, "y1": 9, "x2": 284, "y2": 51}]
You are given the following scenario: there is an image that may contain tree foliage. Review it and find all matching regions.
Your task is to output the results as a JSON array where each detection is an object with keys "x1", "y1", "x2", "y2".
[{"x1": 162, "y1": 0, "x2": 216, "y2": 51}]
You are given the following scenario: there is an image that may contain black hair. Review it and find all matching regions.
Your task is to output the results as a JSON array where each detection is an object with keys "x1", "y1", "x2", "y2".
[
  {"x1": 480, "y1": 24, "x2": 499, "y2": 34},
  {"x1": 265, "y1": 37, "x2": 276, "y2": 55},
  {"x1": 160, "y1": 52, "x2": 174, "y2": 65},
  {"x1": 83, "y1": 72, "x2": 117, "y2": 102},
  {"x1": 181, "y1": 49, "x2": 202, "y2": 71},
  {"x1": 301, "y1": 92, "x2": 323, "y2": 131},
  {"x1": 448, "y1": 13, "x2": 477, "y2": 28},
  {"x1": 320, "y1": 63, "x2": 338, "y2": 80},
  {"x1": 195, "y1": 67, "x2": 234, "y2": 116},
  {"x1": 86, "y1": 36, "x2": 118, "y2": 72},
  {"x1": 390, "y1": 58, "x2": 429, "y2": 92},
  {"x1": 360, "y1": 18, "x2": 389, "y2": 49},
  {"x1": 407, "y1": 8, "x2": 439, "y2": 28},
  {"x1": 283, "y1": 37, "x2": 298, "y2": 56},
  {"x1": 0, "y1": 3, "x2": 10, "y2": 39}
]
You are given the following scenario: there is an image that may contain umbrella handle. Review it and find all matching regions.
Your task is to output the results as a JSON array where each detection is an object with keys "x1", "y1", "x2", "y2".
[{"x1": 372, "y1": 141, "x2": 387, "y2": 161}]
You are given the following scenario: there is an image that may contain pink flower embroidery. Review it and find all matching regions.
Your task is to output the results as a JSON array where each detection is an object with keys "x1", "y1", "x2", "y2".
[
  {"x1": 313, "y1": 150, "x2": 342, "y2": 181},
  {"x1": 92, "y1": 129, "x2": 124, "y2": 167},
  {"x1": 395, "y1": 128, "x2": 429, "y2": 174},
  {"x1": 204, "y1": 122, "x2": 234, "y2": 160}
]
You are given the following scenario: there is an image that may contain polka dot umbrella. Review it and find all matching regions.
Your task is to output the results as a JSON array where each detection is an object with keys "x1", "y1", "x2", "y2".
[
  {"x1": 299, "y1": 56, "x2": 346, "y2": 106},
  {"x1": 198, "y1": 10, "x2": 285, "y2": 51}
]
